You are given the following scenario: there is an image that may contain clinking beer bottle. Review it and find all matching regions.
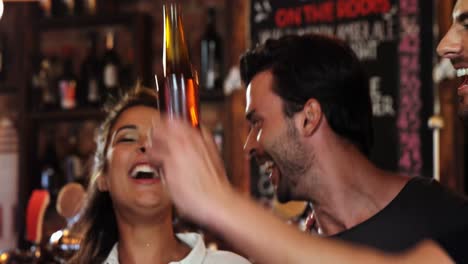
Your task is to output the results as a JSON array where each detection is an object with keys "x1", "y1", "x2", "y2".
[{"x1": 161, "y1": 3, "x2": 200, "y2": 127}]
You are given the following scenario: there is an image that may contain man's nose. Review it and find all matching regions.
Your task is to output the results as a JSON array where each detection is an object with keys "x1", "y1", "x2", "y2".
[{"x1": 437, "y1": 26, "x2": 463, "y2": 58}]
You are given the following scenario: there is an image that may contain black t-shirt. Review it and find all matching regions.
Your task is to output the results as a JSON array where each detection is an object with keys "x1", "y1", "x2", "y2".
[
  {"x1": 435, "y1": 218, "x2": 468, "y2": 263},
  {"x1": 333, "y1": 177, "x2": 468, "y2": 253}
]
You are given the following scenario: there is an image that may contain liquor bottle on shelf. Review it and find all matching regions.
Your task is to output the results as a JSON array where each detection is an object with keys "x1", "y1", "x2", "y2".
[
  {"x1": 83, "y1": 0, "x2": 97, "y2": 15},
  {"x1": 213, "y1": 122, "x2": 224, "y2": 152},
  {"x1": 200, "y1": 7, "x2": 223, "y2": 91},
  {"x1": 52, "y1": 0, "x2": 66, "y2": 17},
  {"x1": 40, "y1": 138, "x2": 60, "y2": 198},
  {"x1": 80, "y1": 32, "x2": 102, "y2": 107},
  {"x1": 101, "y1": 31, "x2": 121, "y2": 101},
  {"x1": 32, "y1": 55, "x2": 58, "y2": 111},
  {"x1": 161, "y1": 3, "x2": 200, "y2": 127},
  {"x1": 74, "y1": 0, "x2": 84, "y2": 15},
  {"x1": 63, "y1": 136, "x2": 83, "y2": 184},
  {"x1": 62, "y1": 0, "x2": 75, "y2": 16},
  {"x1": 119, "y1": 48, "x2": 135, "y2": 91},
  {"x1": 31, "y1": 55, "x2": 43, "y2": 110},
  {"x1": 96, "y1": 0, "x2": 117, "y2": 14},
  {"x1": 39, "y1": 0, "x2": 52, "y2": 17},
  {"x1": 0, "y1": 32, "x2": 5, "y2": 81},
  {"x1": 57, "y1": 48, "x2": 78, "y2": 110}
]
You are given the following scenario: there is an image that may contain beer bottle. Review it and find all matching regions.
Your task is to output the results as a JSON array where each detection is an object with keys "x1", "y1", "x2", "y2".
[
  {"x1": 80, "y1": 32, "x2": 102, "y2": 107},
  {"x1": 102, "y1": 31, "x2": 121, "y2": 101},
  {"x1": 161, "y1": 3, "x2": 200, "y2": 127},
  {"x1": 200, "y1": 7, "x2": 223, "y2": 91}
]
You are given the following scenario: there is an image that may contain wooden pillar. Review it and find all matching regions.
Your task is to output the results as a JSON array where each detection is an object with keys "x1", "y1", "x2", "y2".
[
  {"x1": 225, "y1": 0, "x2": 249, "y2": 68},
  {"x1": 225, "y1": 89, "x2": 249, "y2": 194},
  {"x1": 224, "y1": 1, "x2": 250, "y2": 194}
]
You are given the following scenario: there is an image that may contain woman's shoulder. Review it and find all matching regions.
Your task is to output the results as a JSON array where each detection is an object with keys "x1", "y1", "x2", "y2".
[
  {"x1": 204, "y1": 249, "x2": 252, "y2": 264},
  {"x1": 175, "y1": 232, "x2": 251, "y2": 264}
]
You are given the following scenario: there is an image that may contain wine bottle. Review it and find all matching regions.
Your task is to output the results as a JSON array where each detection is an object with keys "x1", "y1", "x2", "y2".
[
  {"x1": 62, "y1": 0, "x2": 75, "y2": 16},
  {"x1": 0, "y1": 32, "x2": 5, "y2": 81},
  {"x1": 51, "y1": 0, "x2": 65, "y2": 17},
  {"x1": 40, "y1": 138, "x2": 60, "y2": 196},
  {"x1": 101, "y1": 31, "x2": 120, "y2": 100},
  {"x1": 83, "y1": 0, "x2": 97, "y2": 15},
  {"x1": 200, "y1": 7, "x2": 223, "y2": 91},
  {"x1": 57, "y1": 48, "x2": 78, "y2": 109},
  {"x1": 161, "y1": 3, "x2": 200, "y2": 127},
  {"x1": 35, "y1": 56, "x2": 58, "y2": 111},
  {"x1": 80, "y1": 32, "x2": 102, "y2": 107}
]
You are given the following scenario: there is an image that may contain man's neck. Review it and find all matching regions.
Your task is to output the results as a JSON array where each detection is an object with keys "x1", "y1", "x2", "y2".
[{"x1": 304, "y1": 138, "x2": 409, "y2": 236}]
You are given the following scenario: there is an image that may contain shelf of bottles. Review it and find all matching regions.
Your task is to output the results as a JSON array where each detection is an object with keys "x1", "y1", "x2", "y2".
[
  {"x1": 25, "y1": 6, "x2": 152, "y2": 200},
  {"x1": 30, "y1": 23, "x2": 137, "y2": 114},
  {"x1": 37, "y1": 13, "x2": 139, "y2": 31},
  {"x1": 28, "y1": 108, "x2": 105, "y2": 122}
]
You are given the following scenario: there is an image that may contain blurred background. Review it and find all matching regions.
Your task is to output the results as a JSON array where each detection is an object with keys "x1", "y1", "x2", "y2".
[{"x1": 0, "y1": 0, "x2": 465, "y2": 261}]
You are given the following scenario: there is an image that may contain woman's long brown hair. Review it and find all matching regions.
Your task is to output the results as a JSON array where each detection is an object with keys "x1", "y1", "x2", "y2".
[{"x1": 68, "y1": 85, "x2": 159, "y2": 263}]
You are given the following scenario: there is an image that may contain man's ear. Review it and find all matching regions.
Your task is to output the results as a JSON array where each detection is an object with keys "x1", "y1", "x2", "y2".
[
  {"x1": 96, "y1": 172, "x2": 109, "y2": 191},
  {"x1": 297, "y1": 98, "x2": 322, "y2": 137}
]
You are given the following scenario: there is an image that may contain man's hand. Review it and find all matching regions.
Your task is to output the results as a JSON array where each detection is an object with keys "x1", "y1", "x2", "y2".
[{"x1": 147, "y1": 117, "x2": 233, "y2": 225}]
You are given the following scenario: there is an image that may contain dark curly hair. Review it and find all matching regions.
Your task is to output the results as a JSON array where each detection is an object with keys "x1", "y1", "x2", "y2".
[{"x1": 240, "y1": 34, "x2": 373, "y2": 155}]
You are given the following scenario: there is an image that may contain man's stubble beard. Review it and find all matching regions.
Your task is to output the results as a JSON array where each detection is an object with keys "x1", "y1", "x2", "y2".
[{"x1": 270, "y1": 118, "x2": 314, "y2": 203}]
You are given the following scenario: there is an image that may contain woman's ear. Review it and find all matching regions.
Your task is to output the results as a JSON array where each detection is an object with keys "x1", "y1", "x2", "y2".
[
  {"x1": 96, "y1": 172, "x2": 109, "y2": 191},
  {"x1": 298, "y1": 98, "x2": 322, "y2": 137}
]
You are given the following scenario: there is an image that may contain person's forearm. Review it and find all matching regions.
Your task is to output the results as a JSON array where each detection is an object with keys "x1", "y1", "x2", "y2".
[{"x1": 206, "y1": 189, "x2": 394, "y2": 264}]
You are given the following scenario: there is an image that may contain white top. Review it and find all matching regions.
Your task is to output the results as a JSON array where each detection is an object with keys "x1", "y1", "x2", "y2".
[{"x1": 103, "y1": 232, "x2": 251, "y2": 264}]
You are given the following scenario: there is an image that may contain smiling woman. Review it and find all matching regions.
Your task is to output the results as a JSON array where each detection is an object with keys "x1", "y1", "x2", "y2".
[{"x1": 68, "y1": 84, "x2": 251, "y2": 264}]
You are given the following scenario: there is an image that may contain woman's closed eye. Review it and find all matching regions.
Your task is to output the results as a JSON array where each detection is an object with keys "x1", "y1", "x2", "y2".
[
  {"x1": 113, "y1": 128, "x2": 140, "y2": 145},
  {"x1": 117, "y1": 136, "x2": 137, "y2": 143}
]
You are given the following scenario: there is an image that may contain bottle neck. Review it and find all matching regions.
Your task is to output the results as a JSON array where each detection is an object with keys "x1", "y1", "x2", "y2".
[
  {"x1": 206, "y1": 9, "x2": 217, "y2": 32},
  {"x1": 206, "y1": 20, "x2": 216, "y2": 33},
  {"x1": 89, "y1": 40, "x2": 98, "y2": 56},
  {"x1": 163, "y1": 4, "x2": 193, "y2": 77}
]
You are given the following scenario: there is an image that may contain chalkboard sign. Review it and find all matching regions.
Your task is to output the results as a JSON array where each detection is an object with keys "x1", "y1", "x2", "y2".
[{"x1": 250, "y1": 0, "x2": 434, "y2": 178}]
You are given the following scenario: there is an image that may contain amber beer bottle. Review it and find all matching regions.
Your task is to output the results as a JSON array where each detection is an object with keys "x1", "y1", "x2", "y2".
[{"x1": 161, "y1": 3, "x2": 200, "y2": 127}]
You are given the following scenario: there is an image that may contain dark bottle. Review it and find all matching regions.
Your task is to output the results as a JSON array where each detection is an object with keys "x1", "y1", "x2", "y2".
[
  {"x1": 119, "y1": 49, "x2": 135, "y2": 90},
  {"x1": 161, "y1": 3, "x2": 200, "y2": 127},
  {"x1": 52, "y1": 0, "x2": 66, "y2": 17},
  {"x1": 0, "y1": 32, "x2": 5, "y2": 81},
  {"x1": 61, "y1": 0, "x2": 75, "y2": 16},
  {"x1": 213, "y1": 122, "x2": 224, "y2": 152},
  {"x1": 41, "y1": 139, "x2": 60, "y2": 197},
  {"x1": 101, "y1": 31, "x2": 120, "y2": 101},
  {"x1": 200, "y1": 7, "x2": 223, "y2": 91},
  {"x1": 80, "y1": 32, "x2": 102, "y2": 107},
  {"x1": 96, "y1": 0, "x2": 117, "y2": 13},
  {"x1": 83, "y1": 0, "x2": 97, "y2": 15},
  {"x1": 57, "y1": 49, "x2": 78, "y2": 110},
  {"x1": 39, "y1": 0, "x2": 52, "y2": 17},
  {"x1": 32, "y1": 56, "x2": 58, "y2": 111},
  {"x1": 74, "y1": 0, "x2": 84, "y2": 15}
]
